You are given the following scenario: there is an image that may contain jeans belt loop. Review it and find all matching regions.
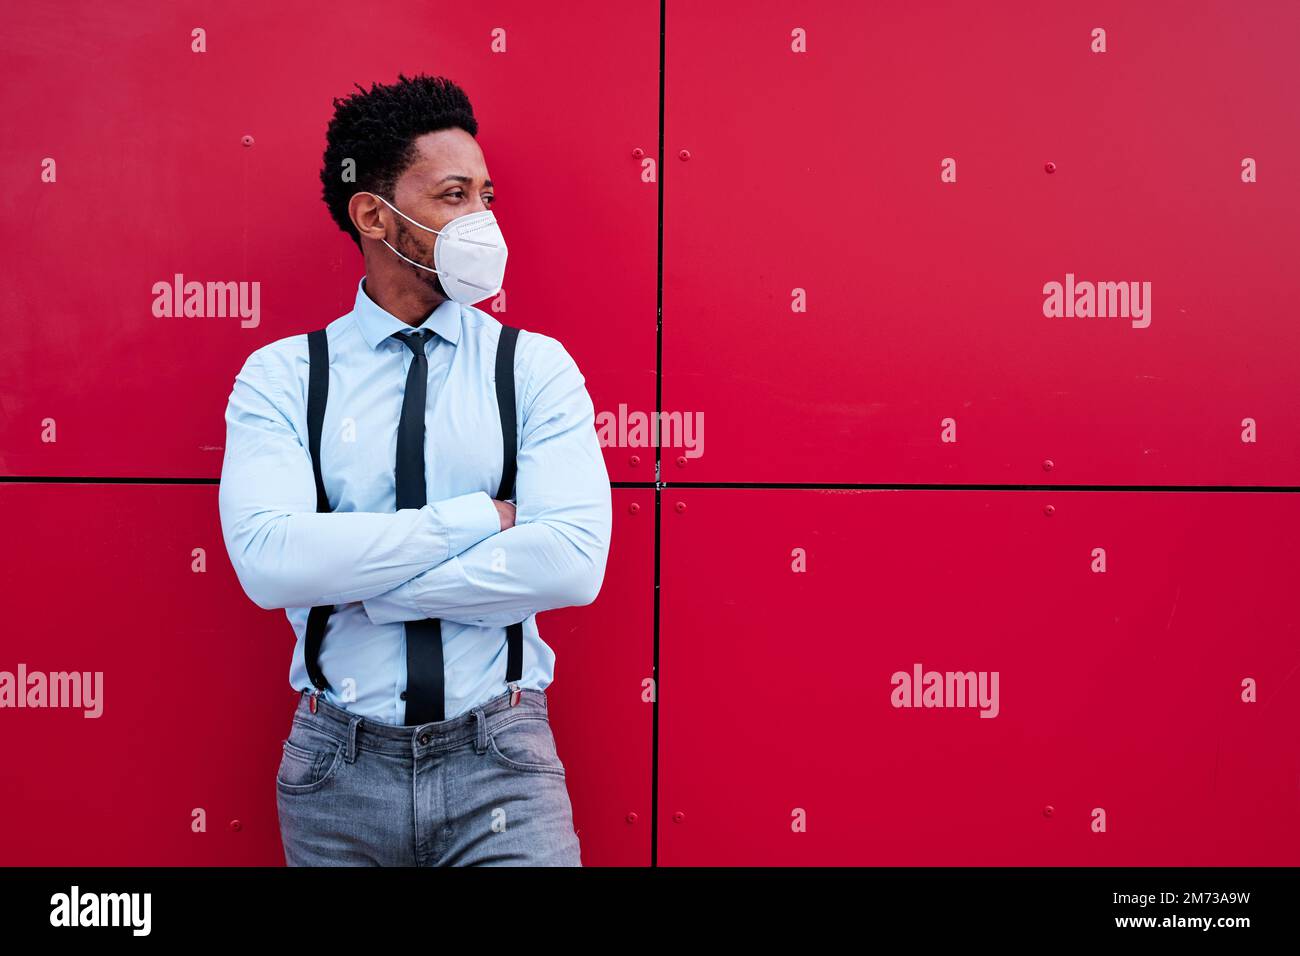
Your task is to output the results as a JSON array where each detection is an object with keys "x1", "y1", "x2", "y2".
[
  {"x1": 345, "y1": 715, "x2": 362, "y2": 763},
  {"x1": 472, "y1": 706, "x2": 488, "y2": 755}
]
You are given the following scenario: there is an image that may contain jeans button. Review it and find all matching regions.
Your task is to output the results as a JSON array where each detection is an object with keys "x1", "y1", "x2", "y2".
[{"x1": 418, "y1": 732, "x2": 431, "y2": 745}]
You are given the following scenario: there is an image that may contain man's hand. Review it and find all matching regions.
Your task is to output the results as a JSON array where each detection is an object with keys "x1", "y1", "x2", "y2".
[{"x1": 493, "y1": 499, "x2": 516, "y2": 531}]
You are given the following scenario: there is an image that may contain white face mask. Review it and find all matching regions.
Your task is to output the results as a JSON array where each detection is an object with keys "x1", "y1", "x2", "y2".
[{"x1": 372, "y1": 194, "x2": 508, "y2": 305}]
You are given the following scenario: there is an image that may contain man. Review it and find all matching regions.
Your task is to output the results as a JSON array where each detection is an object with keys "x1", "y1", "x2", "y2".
[{"x1": 217, "y1": 73, "x2": 612, "y2": 866}]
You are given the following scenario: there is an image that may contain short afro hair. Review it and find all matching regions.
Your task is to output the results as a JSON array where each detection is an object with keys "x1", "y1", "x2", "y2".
[{"x1": 319, "y1": 73, "x2": 479, "y2": 250}]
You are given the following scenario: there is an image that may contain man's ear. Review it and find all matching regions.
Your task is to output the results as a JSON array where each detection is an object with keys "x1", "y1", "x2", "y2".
[{"x1": 350, "y1": 191, "x2": 388, "y2": 242}]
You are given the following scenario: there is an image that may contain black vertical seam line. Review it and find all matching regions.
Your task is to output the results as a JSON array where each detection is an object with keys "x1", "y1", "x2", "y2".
[{"x1": 651, "y1": 0, "x2": 666, "y2": 869}]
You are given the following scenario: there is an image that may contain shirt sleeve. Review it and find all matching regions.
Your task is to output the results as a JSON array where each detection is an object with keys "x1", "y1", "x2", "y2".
[
  {"x1": 217, "y1": 347, "x2": 502, "y2": 611},
  {"x1": 361, "y1": 332, "x2": 612, "y2": 627}
]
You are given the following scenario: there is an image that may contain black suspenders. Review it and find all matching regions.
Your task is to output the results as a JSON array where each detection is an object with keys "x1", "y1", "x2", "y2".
[{"x1": 302, "y1": 324, "x2": 526, "y2": 716}]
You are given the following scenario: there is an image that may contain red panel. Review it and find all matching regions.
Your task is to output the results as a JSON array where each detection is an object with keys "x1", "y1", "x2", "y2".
[
  {"x1": 534, "y1": 488, "x2": 656, "y2": 865},
  {"x1": 659, "y1": 489, "x2": 1300, "y2": 865},
  {"x1": 663, "y1": 0, "x2": 1300, "y2": 484},
  {"x1": 0, "y1": 484, "x2": 288, "y2": 865},
  {"x1": 0, "y1": 485, "x2": 652, "y2": 866},
  {"x1": 0, "y1": 0, "x2": 657, "y2": 483}
]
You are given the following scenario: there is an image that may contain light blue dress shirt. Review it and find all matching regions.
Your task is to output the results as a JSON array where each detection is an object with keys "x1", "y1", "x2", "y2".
[{"x1": 218, "y1": 276, "x2": 612, "y2": 724}]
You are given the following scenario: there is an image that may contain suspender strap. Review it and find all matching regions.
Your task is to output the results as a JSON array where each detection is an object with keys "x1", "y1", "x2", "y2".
[
  {"x1": 304, "y1": 329, "x2": 334, "y2": 692},
  {"x1": 493, "y1": 325, "x2": 520, "y2": 503},
  {"x1": 494, "y1": 325, "x2": 525, "y2": 687},
  {"x1": 307, "y1": 329, "x2": 330, "y2": 513}
]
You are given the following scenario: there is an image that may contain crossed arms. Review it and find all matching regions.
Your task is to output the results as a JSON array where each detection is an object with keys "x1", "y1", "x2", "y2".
[{"x1": 217, "y1": 332, "x2": 612, "y2": 626}]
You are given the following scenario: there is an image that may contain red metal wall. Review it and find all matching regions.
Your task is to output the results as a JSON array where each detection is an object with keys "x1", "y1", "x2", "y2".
[{"x1": 1, "y1": 0, "x2": 1297, "y2": 865}]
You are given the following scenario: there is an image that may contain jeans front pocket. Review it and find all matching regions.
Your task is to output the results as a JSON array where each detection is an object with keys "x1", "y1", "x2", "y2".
[
  {"x1": 486, "y1": 714, "x2": 566, "y2": 777},
  {"x1": 276, "y1": 725, "x2": 345, "y2": 795}
]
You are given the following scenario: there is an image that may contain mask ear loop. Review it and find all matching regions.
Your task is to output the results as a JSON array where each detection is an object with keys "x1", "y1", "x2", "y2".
[
  {"x1": 379, "y1": 238, "x2": 444, "y2": 276},
  {"x1": 374, "y1": 193, "x2": 445, "y2": 235},
  {"x1": 371, "y1": 193, "x2": 446, "y2": 277}
]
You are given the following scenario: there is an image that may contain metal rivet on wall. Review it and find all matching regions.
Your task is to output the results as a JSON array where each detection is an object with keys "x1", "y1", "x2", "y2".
[
  {"x1": 629, "y1": 502, "x2": 640, "y2": 514},
  {"x1": 678, "y1": 149, "x2": 691, "y2": 161},
  {"x1": 1044, "y1": 161, "x2": 1056, "y2": 173},
  {"x1": 673, "y1": 811, "x2": 685, "y2": 823},
  {"x1": 676, "y1": 455, "x2": 686, "y2": 467},
  {"x1": 241, "y1": 135, "x2": 254, "y2": 147},
  {"x1": 1042, "y1": 459, "x2": 1054, "y2": 471},
  {"x1": 626, "y1": 812, "x2": 638, "y2": 824},
  {"x1": 1044, "y1": 504, "x2": 1055, "y2": 516},
  {"x1": 229, "y1": 819, "x2": 242, "y2": 831},
  {"x1": 1043, "y1": 805, "x2": 1054, "y2": 817},
  {"x1": 631, "y1": 148, "x2": 645, "y2": 158},
  {"x1": 674, "y1": 501, "x2": 686, "y2": 513},
  {"x1": 629, "y1": 454, "x2": 640, "y2": 466}
]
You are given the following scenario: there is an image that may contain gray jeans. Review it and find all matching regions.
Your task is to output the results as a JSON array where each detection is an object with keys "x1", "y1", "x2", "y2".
[{"x1": 275, "y1": 687, "x2": 582, "y2": 866}]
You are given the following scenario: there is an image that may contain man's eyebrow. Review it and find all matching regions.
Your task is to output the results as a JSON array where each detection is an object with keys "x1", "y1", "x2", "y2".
[{"x1": 435, "y1": 175, "x2": 494, "y2": 188}]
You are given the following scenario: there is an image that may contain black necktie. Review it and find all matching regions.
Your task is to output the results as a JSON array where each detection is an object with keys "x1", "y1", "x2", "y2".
[{"x1": 393, "y1": 328, "x2": 444, "y2": 725}]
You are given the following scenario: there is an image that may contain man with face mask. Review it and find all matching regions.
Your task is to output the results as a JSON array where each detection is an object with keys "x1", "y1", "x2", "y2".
[{"x1": 217, "y1": 73, "x2": 612, "y2": 866}]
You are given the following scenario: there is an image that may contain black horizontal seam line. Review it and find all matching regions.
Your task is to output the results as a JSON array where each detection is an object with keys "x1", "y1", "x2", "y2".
[
  {"x1": 653, "y1": 483, "x2": 1300, "y2": 492},
  {"x1": 0, "y1": 476, "x2": 1295, "y2": 492},
  {"x1": 0, "y1": 476, "x2": 222, "y2": 484}
]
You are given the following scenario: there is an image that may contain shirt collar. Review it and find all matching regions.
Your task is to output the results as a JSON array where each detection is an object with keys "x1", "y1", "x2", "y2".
[{"x1": 352, "y1": 275, "x2": 462, "y2": 351}]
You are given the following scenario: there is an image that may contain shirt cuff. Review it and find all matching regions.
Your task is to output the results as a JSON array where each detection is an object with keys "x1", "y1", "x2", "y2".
[{"x1": 431, "y1": 491, "x2": 501, "y2": 561}]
